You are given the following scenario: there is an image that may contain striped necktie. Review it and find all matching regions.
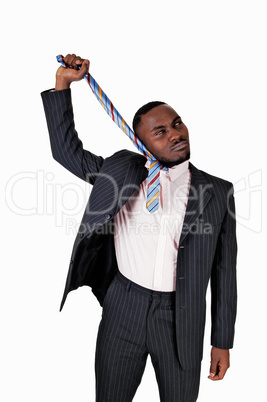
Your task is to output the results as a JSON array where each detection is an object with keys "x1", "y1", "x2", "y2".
[{"x1": 57, "y1": 55, "x2": 168, "y2": 213}]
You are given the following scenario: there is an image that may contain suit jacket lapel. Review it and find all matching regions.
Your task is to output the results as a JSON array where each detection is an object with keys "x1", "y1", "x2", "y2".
[
  {"x1": 179, "y1": 163, "x2": 213, "y2": 245},
  {"x1": 82, "y1": 153, "x2": 147, "y2": 232},
  {"x1": 119, "y1": 158, "x2": 148, "y2": 209}
]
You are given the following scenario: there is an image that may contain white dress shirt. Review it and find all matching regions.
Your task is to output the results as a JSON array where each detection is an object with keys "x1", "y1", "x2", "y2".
[{"x1": 114, "y1": 159, "x2": 191, "y2": 291}]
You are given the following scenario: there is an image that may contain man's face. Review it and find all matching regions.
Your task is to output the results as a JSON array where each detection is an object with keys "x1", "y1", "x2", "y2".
[{"x1": 136, "y1": 104, "x2": 190, "y2": 167}]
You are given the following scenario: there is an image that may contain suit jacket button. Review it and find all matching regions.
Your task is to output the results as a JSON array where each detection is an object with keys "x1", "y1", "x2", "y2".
[
  {"x1": 79, "y1": 233, "x2": 84, "y2": 238},
  {"x1": 105, "y1": 214, "x2": 111, "y2": 220},
  {"x1": 70, "y1": 259, "x2": 73, "y2": 264}
]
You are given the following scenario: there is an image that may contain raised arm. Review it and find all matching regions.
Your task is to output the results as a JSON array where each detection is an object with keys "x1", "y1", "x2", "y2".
[{"x1": 41, "y1": 54, "x2": 104, "y2": 184}]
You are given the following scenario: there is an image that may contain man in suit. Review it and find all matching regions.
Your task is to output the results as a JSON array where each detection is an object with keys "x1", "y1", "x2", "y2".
[{"x1": 41, "y1": 54, "x2": 237, "y2": 402}]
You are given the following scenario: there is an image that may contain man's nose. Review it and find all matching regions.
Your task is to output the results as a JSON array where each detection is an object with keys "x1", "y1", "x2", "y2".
[{"x1": 168, "y1": 128, "x2": 182, "y2": 142}]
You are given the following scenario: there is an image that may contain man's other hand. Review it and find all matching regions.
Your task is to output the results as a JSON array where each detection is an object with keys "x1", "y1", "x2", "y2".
[
  {"x1": 55, "y1": 54, "x2": 90, "y2": 91},
  {"x1": 208, "y1": 347, "x2": 230, "y2": 381}
]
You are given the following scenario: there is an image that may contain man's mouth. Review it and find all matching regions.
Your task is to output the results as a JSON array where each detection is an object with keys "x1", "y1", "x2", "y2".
[{"x1": 171, "y1": 140, "x2": 188, "y2": 152}]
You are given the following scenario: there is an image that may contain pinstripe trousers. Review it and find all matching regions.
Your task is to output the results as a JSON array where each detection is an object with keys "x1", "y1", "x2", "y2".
[{"x1": 95, "y1": 271, "x2": 201, "y2": 401}]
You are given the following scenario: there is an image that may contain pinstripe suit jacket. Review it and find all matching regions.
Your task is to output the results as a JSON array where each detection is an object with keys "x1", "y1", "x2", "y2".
[{"x1": 41, "y1": 88, "x2": 237, "y2": 370}]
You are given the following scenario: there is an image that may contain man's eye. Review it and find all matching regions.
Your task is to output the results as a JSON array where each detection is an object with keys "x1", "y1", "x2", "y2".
[
  {"x1": 155, "y1": 130, "x2": 164, "y2": 136},
  {"x1": 175, "y1": 121, "x2": 182, "y2": 126}
]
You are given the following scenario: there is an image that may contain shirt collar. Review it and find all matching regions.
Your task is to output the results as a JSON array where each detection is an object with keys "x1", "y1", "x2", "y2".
[{"x1": 145, "y1": 159, "x2": 190, "y2": 181}]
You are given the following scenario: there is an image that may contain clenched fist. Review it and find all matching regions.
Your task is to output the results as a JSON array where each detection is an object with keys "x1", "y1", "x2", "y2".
[{"x1": 55, "y1": 54, "x2": 90, "y2": 91}]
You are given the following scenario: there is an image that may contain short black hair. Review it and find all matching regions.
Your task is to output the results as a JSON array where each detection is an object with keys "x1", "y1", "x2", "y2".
[{"x1": 132, "y1": 101, "x2": 166, "y2": 134}]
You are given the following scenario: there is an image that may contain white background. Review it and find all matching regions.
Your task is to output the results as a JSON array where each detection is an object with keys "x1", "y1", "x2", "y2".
[{"x1": 1, "y1": 0, "x2": 266, "y2": 400}]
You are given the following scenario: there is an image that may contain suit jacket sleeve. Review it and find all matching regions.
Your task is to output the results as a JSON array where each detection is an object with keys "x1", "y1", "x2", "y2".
[
  {"x1": 210, "y1": 185, "x2": 237, "y2": 349},
  {"x1": 41, "y1": 88, "x2": 104, "y2": 184}
]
